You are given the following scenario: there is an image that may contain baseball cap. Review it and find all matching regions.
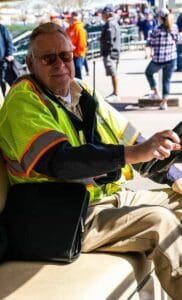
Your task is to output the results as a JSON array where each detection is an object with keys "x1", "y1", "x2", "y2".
[
  {"x1": 71, "y1": 11, "x2": 78, "y2": 17},
  {"x1": 102, "y1": 6, "x2": 114, "y2": 14},
  {"x1": 157, "y1": 8, "x2": 170, "y2": 18},
  {"x1": 69, "y1": 11, "x2": 81, "y2": 20}
]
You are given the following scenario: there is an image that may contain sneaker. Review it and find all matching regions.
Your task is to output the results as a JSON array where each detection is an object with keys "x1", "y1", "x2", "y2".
[
  {"x1": 144, "y1": 93, "x2": 161, "y2": 100},
  {"x1": 159, "y1": 102, "x2": 168, "y2": 110},
  {"x1": 105, "y1": 93, "x2": 120, "y2": 102},
  {"x1": 151, "y1": 93, "x2": 161, "y2": 100}
]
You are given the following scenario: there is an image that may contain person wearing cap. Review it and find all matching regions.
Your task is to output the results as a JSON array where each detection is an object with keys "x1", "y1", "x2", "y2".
[
  {"x1": 50, "y1": 15, "x2": 68, "y2": 31},
  {"x1": 145, "y1": 8, "x2": 178, "y2": 110},
  {"x1": 136, "y1": 10, "x2": 145, "y2": 41},
  {"x1": 100, "y1": 6, "x2": 121, "y2": 102},
  {"x1": 140, "y1": 9, "x2": 157, "y2": 59},
  {"x1": 0, "y1": 22, "x2": 181, "y2": 300},
  {"x1": 66, "y1": 11, "x2": 87, "y2": 79}
]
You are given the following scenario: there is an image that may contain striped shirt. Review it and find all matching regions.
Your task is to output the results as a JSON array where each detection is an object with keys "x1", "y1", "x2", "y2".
[{"x1": 148, "y1": 24, "x2": 178, "y2": 63}]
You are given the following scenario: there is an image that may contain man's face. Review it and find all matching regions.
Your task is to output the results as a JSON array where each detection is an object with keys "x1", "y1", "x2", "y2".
[
  {"x1": 101, "y1": 13, "x2": 107, "y2": 22},
  {"x1": 27, "y1": 32, "x2": 75, "y2": 96}
]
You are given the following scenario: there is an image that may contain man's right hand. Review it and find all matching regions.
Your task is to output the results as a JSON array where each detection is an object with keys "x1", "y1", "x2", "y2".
[
  {"x1": 5, "y1": 55, "x2": 14, "y2": 62},
  {"x1": 125, "y1": 130, "x2": 181, "y2": 164},
  {"x1": 172, "y1": 178, "x2": 182, "y2": 195}
]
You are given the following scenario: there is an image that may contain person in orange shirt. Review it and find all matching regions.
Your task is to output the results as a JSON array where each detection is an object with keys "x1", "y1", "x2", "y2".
[{"x1": 66, "y1": 12, "x2": 87, "y2": 79}]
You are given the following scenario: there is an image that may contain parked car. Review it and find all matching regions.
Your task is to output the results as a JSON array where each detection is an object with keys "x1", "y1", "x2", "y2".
[{"x1": 13, "y1": 30, "x2": 32, "y2": 69}]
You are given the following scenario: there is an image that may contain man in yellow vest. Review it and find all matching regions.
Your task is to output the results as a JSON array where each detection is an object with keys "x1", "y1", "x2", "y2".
[{"x1": 0, "y1": 23, "x2": 181, "y2": 299}]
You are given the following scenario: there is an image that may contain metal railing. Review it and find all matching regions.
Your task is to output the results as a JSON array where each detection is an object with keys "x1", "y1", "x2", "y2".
[{"x1": 87, "y1": 25, "x2": 141, "y2": 58}]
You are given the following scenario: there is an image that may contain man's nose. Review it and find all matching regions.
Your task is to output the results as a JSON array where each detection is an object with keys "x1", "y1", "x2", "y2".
[{"x1": 55, "y1": 55, "x2": 65, "y2": 66}]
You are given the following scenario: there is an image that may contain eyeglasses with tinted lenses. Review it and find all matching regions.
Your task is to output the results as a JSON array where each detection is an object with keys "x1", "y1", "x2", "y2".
[{"x1": 35, "y1": 51, "x2": 73, "y2": 65}]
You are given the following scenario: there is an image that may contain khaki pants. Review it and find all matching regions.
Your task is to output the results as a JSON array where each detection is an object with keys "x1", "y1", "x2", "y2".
[{"x1": 82, "y1": 188, "x2": 182, "y2": 300}]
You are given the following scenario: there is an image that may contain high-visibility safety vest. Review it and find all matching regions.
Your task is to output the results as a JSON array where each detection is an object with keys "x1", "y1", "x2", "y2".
[{"x1": 0, "y1": 76, "x2": 140, "y2": 202}]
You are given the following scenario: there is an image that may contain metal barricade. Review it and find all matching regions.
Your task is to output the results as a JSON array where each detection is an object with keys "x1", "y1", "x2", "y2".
[{"x1": 87, "y1": 26, "x2": 141, "y2": 58}]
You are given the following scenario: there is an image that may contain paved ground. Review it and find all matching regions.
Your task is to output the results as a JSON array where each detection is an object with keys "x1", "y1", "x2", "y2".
[{"x1": 83, "y1": 50, "x2": 182, "y2": 190}]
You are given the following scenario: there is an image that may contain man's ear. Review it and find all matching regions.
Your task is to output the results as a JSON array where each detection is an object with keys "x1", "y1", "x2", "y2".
[{"x1": 26, "y1": 55, "x2": 34, "y2": 73}]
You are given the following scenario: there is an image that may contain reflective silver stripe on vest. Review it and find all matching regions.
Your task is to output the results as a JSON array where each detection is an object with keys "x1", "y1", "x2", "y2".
[
  {"x1": 6, "y1": 130, "x2": 67, "y2": 174},
  {"x1": 122, "y1": 122, "x2": 139, "y2": 145},
  {"x1": 42, "y1": 96, "x2": 59, "y2": 121}
]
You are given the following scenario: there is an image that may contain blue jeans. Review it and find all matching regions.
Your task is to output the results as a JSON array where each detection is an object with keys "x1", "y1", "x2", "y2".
[
  {"x1": 83, "y1": 57, "x2": 89, "y2": 74},
  {"x1": 177, "y1": 44, "x2": 182, "y2": 71},
  {"x1": 74, "y1": 56, "x2": 84, "y2": 79},
  {"x1": 0, "y1": 61, "x2": 6, "y2": 96},
  {"x1": 145, "y1": 59, "x2": 176, "y2": 97}
]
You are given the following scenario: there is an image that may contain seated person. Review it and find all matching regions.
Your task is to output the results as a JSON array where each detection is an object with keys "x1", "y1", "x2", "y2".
[{"x1": 0, "y1": 23, "x2": 181, "y2": 300}]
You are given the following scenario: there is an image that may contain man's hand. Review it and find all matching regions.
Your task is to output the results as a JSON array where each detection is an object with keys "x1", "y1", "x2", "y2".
[
  {"x1": 172, "y1": 178, "x2": 182, "y2": 195},
  {"x1": 5, "y1": 55, "x2": 14, "y2": 62},
  {"x1": 125, "y1": 130, "x2": 181, "y2": 164}
]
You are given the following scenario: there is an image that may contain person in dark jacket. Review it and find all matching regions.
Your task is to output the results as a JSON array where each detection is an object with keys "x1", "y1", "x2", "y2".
[
  {"x1": 140, "y1": 10, "x2": 157, "y2": 59},
  {"x1": 176, "y1": 10, "x2": 182, "y2": 71},
  {"x1": 0, "y1": 23, "x2": 14, "y2": 96},
  {"x1": 0, "y1": 23, "x2": 181, "y2": 300},
  {"x1": 100, "y1": 6, "x2": 121, "y2": 102}
]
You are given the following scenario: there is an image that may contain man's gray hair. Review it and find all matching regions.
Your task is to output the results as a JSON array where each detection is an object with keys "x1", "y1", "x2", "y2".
[{"x1": 27, "y1": 22, "x2": 69, "y2": 53}]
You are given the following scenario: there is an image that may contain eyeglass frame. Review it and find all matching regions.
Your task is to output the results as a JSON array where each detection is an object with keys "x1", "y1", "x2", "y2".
[{"x1": 31, "y1": 50, "x2": 74, "y2": 66}]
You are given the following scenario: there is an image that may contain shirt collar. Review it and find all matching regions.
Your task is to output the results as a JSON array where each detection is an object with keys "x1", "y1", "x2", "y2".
[
  {"x1": 55, "y1": 80, "x2": 82, "y2": 107},
  {"x1": 70, "y1": 80, "x2": 82, "y2": 107}
]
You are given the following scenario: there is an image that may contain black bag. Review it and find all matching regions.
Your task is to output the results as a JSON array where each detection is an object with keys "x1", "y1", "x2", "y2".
[
  {"x1": 4, "y1": 59, "x2": 24, "y2": 86},
  {"x1": 139, "y1": 122, "x2": 182, "y2": 183},
  {"x1": 0, "y1": 225, "x2": 8, "y2": 261},
  {"x1": 2, "y1": 182, "x2": 89, "y2": 263}
]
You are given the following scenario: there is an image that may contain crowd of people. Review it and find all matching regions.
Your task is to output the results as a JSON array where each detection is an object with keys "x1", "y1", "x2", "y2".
[
  {"x1": 99, "y1": 6, "x2": 181, "y2": 109},
  {"x1": 0, "y1": 5, "x2": 182, "y2": 106},
  {"x1": 47, "y1": 5, "x2": 181, "y2": 109}
]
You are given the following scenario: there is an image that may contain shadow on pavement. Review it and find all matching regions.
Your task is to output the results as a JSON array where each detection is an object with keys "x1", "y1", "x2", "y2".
[
  {"x1": 170, "y1": 92, "x2": 182, "y2": 95},
  {"x1": 125, "y1": 72, "x2": 144, "y2": 75},
  {"x1": 171, "y1": 80, "x2": 182, "y2": 83},
  {"x1": 120, "y1": 58, "x2": 145, "y2": 61},
  {"x1": 109, "y1": 102, "x2": 139, "y2": 111}
]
